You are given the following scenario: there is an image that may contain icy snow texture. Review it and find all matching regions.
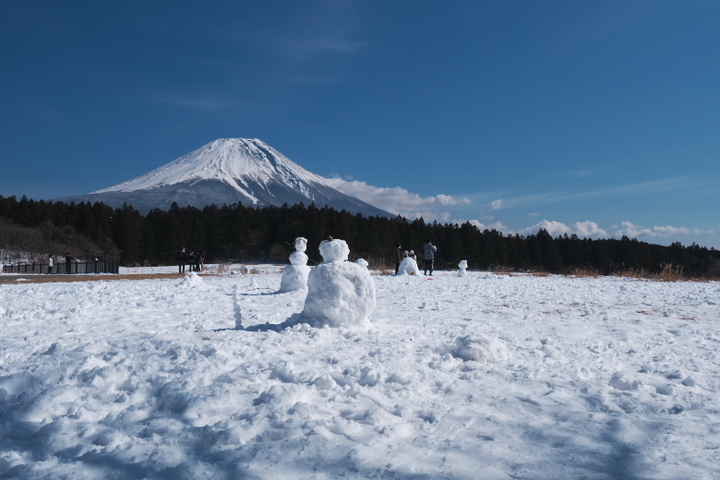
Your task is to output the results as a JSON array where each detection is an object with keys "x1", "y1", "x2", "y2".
[
  {"x1": 1, "y1": 269, "x2": 719, "y2": 479},
  {"x1": 451, "y1": 334, "x2": 507, "y2": 362},
  {"x1": 397, "y1": 256, "x2": 419, "y2": 275},
  {"x1": 355, "y1": 258, "x2": 369, "y2": 269}
]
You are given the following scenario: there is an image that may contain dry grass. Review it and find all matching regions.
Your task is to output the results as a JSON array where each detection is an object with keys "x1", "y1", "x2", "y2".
[
  {"x1": 571, "y1": 267, "x2": 601, "y2": 278},
  {"x1": 655, "y1": 263, "x2": 685, "y2": 282},
  {"x1": 529, "y1": 271, "x2": 552, "y2": 278},
  {"x1": 491, "y1": 265, "x2": 511, "y2": 275},
  {"x1": 366, "y1": 257, "x2": 393, "y2": 276},
  {"x1": 613, "y1": 263, "x2": 693, "y2": 282}
]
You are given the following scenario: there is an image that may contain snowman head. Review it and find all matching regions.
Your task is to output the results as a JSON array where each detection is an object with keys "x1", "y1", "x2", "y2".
[
  {"x1": 319, "y1": 239, "x2": 350, "y2": 263},
  {"x1": 294, "y1": 237, "x2": 308, "y2": 252}
]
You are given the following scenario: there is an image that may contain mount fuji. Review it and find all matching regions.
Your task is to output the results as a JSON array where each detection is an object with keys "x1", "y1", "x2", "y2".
[{"x1": 56, "y1": 138, "x2": 391, "y2": 217}]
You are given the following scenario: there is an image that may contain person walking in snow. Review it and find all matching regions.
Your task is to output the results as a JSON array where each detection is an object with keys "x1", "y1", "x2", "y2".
[
  {"x1": 423, "y1": 240, "x2": 437, "y2": 276},
  {"x1": 65, "y1": 254, "x2": 73, "y2": 274},
  {"x1": 47, "y1": 255, "x2": 53, "y2": 274}
]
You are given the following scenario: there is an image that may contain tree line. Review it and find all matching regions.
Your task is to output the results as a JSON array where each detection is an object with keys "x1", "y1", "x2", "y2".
[{"x1": 1, "y1": 195, "x2": 719, "y2": 278}]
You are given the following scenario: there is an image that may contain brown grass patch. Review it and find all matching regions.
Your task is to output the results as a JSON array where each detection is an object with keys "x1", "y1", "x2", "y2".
[{"x1": 571, "y1": 267, "x2": 601, "y2": 278}]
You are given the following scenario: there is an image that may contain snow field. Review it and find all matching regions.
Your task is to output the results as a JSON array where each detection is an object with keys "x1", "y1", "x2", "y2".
[{"x1": 0, "y1": 270, "x2": 719, "y2": 479}]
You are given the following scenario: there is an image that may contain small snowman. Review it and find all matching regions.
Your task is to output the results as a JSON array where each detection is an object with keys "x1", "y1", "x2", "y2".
[
  {"x1": 458, "y1": 259, "x2": 468, "y2": 278},
  {"x1": 300, "y1": 238, "x2": 376, "y2": 328},
  {"x1": 279, "y1": 237, "x2": 311, "y2": 292}
]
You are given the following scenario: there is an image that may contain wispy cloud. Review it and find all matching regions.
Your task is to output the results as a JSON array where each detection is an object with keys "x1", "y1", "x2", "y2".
[
  {"x1": 214, "y1": 1, "x2": 367, "y2": 66},
  {"x1": 490, "y1": 199, "x2": 503, "y2": 210},
  {"x1": 614, "y1": 221, "x2": 714, "y2": 239},
  {"x1": 324, "y1": 177, "x2": 471, "y2": 220},
  {"x1": 498, "y1": 176, "x2": 707, "y2": 209}
]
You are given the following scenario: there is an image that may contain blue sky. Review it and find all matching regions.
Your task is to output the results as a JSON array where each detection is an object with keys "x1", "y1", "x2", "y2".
[{"x1": 1, "y1": 1, "x2": 719, "y2": 248}]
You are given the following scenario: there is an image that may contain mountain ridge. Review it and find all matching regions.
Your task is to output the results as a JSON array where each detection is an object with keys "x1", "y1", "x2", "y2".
[{"x1": 56, "y1": 138, "x2": 391, "y2": 217}]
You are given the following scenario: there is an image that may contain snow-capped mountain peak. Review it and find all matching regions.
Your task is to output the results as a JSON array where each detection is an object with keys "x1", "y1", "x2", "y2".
[
  {"x1": 94, "y1": 138, "x2": 326, "y2": 196},
  {"x1": 59, "y1": 138, "x2": 390, "y2": 217}
]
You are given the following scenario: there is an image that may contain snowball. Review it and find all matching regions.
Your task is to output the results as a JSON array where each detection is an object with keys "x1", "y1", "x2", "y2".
[
  {"x1": 279, "y1": 265, "x2": 311, "y2": 292},
  {"x1": 300, "y1": 260, "x2": 376, "y2": 328},
  {"x1": 355, "y1": 258, "x2": 369, "y2": 269},
  {"x1": 397, "y1": 257, "x2": 419, "y2": 276},
  {"x1": 451, "y1": 335, "x2": 508, "y2": 363},
  {"x1": 319, "y1": 239, "x2": 349, "y2": 263}
]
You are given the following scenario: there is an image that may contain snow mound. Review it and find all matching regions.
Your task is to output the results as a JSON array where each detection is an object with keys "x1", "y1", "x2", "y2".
[
  {"x1": 397, "y1": 257, "x2": 419, "y2": 276},
  {"x1": 451, "y1": 335, "x2": 508, "y2": 363},
  {"x1": 609, "y1": 372, "x2": 640, "y2": 391},
  {"x1": 301, "y1": 261, "x2": 376, "y2": 328},
  {"x1": 179, "y1": 271, "x2": 203, "y2": 287}
]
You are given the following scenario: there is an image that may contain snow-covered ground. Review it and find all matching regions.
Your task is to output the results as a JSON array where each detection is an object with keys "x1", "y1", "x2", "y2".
[{"x1": 1, "y1": 268, "x2": 718, "y2": 479}]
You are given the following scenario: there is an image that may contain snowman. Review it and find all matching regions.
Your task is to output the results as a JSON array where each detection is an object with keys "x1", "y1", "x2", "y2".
[
  {"x1": 279, "y1": 237, "x2": 311, "y2": 292},
  {"x1": 300, "y1": 238, "x2": 376, "y2": 328},
  {"x1": 458, "y1": 259, "x2": 468, "y2": 278}
]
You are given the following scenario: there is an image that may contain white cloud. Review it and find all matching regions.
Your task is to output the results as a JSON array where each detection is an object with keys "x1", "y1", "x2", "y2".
[
  {"x1": 453, "y1": 219, "x2": 509, "y2": 232},
  {"x1": 324, "y1": 177, "x2": 471, "y2": 220},
  {"x1": 521, "y1": 220, "x2": 573, "y2": 237},
  {"x1": 520, "y1": 220, "x2": 608, "y2": 238},
  {"x1": 490, "y1": 199, "x2": 503, "y2": 210},
  {"x1": 574, "y1": 221, "x2": 608, "y2": 238},
  {"x1": 615, "y1": 221, "x2": 714, "y2": 238}
]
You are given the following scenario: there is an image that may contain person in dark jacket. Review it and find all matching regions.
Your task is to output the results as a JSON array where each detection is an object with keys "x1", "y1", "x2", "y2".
[
  {"x1": 423, "y1": 240, "x2": 437, "y2": 276},
  {"x1": 394, "y1": 244, "x2": 403, "y2": 274},
  {"x1": 178, "y1": 247, "x2": 188, "y2": 273},
  {"x1": 65, "y1": 254, "x2": 73, "y2": 274}
]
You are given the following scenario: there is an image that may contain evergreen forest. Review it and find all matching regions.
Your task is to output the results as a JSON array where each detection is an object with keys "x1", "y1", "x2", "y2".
[{"x1": 1, "y1": 195, "x2": 719, "y2": 278}]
